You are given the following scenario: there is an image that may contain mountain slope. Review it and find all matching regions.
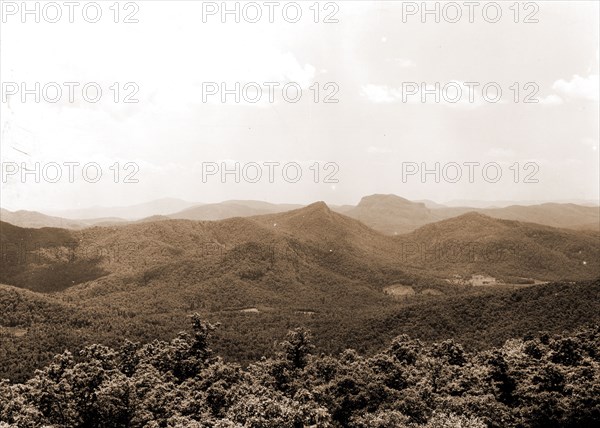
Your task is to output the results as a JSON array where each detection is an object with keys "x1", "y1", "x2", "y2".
[
  {"x1": 2, "y1": 204, "x2": 598, "y2": 295},
  {"x1": 0, "y1": 283, "x2": 105, "y2": 381},
  {"x1": 0, "y1": 208, "x2": 125, "y2": 230},
  {"x1": 47, "y1": 198, "x2": 197, "y2": 220},
  {"x1": 367, "y1": 279, "x2": 600, "y2": 351},
  {"x1": 434, "y1": 203, "x2": 600, "y2": 231},
  {"x1": 345, "y1": 195, "x2": 600, "y2": 235},
  {"x1": 168, "y1": 200, "x2": 303, "y2": 221},
  {"x1": 0, "y1": 221, "x2": 108, "y2": 292},
  {"x1": 395, "y1": 212, "x2": 600, "y2": 281}
]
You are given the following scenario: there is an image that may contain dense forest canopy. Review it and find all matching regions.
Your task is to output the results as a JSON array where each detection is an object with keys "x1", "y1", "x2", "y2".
[{"x1": 1, "y1": 314, "x2": 599, "y2": 427}]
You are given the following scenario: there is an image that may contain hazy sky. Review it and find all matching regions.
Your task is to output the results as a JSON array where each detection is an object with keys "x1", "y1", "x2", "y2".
[{"x1": 1, "y1": 1, "x2": 598, "y2": 211}]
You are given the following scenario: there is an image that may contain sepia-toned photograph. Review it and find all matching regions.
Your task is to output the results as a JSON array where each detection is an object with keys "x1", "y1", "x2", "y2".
[{"x1": 1, "y1": 1, "x2": 599, "y2": 427}]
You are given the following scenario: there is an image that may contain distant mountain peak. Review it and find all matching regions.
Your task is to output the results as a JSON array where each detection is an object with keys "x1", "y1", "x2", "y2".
[
  {"x1": 343, "y1": 194, "x2": 437, "y2": 235},
  {"x1": 456, "y1": 211, "x2": 495, "y2": 220},
  {"x1": 358, "y1": 194, "x2": 415, "y2": 207},
  {"x1": 410, "y1": 211, "x2": 511, "y2": 236},
  {"x1": 305, "y1": 201, "x2": 331, "y2": 212},
  {"x1": 257, "y1": 201, "x2": 341, "y2": 233},
  {"x1": 432, "y1": 211, "x2": 500, "y2": 227},
  {"x1": 287, "y1": 201, "x2": 334, "y2": 222}
]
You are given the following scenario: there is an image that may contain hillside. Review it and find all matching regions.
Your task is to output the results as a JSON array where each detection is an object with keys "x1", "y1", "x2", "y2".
[
  {"x1": 2, "y1": 205, "x2": 598, "y2": 295},
  {"x1": 395, "y1": 212, "x2": 600, "y2": 281},
  {"x1": 1, "y1": 208, "x2": 83, "y2": 229},
  {"x1": 0, "y1": 221, "x2": 107, "y2": 293},
  {"x1": 436, "y1": 203, "x2": 600, "y2": 231},
  {"x1": 1, "y1": 277, "x2": 599, "y2": 390},
  {"x1": 168, "y1": 200, "x2": 303, "y2": 221},
  {"x1": 0, "y1": 283, "x2": 106, "y2": 381},
  {"x1": 0, "y1": 208, "x2": 125, "y2": 230},
  {"x1": 483, "y1": 203, "x2": 600, "y2": 230},
  {"x1": 0, "y1": 204, "x2": 422, "y2": 381},
  {"x1": 368, "y1": 279, "x2": 600, "y2": 351},
  {"x1": 46, "y1": 197, "x2": 197, "y2": 220},
  {"x1": 345, "y1": 194, "x2": 600, "y2": 235}
]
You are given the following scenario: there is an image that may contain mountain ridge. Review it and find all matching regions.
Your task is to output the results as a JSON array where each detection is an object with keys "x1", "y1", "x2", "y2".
[{"x1": 4, "y1": 194, "x2": 598, "y2": 233}]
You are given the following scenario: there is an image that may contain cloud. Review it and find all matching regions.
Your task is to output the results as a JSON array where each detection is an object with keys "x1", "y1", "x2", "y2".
[
  {"x1": 538, "y1": 94, "x2": 564, "y2": 105},
  {"x1": 361, "y1": 84, "x2": 398, "y2": 103},
  {"x1": 552, "y1": 74, "x2": 599, "y2": 101}
]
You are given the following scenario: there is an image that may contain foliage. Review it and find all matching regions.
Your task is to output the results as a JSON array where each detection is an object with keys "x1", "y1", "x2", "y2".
[{"x1": 1, "y1": 316, "x2": 599, "y2": 427}]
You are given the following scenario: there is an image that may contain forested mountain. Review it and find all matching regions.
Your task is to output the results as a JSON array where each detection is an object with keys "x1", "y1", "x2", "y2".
[
  {"x1": 440, "y1": 203, "x2": 600, "y2": 231},
  {"x1": 1, "y1": 204, "x2": 598, "y2": 386},
  {"x1": 343, "y1": 194, "x2": 600, "y2": 235},
  {"x1": 0, "y1": 221, "x2": 107, "y2": 293},
  {"x1": 168, "y1": 200, "x2": 304, "y2": 221},
  {"x1": 0, "y1": 283, "x2": 102, "y2": 382},
  {"x1": 340, "y1": 195, "x2": 441, "y2": 235},
  {"x1": 4, "y1": 194, "x2": 597, "y2": 232},
  {"x1": 367, "y1": 279, "x2": 600, "y2": 351},
  {"x1": 1, "y1": 199, "x2": 599, "y2": 386},
  {"x1": 3, "y1": 203, "x2": 597, "y2": 296},
  {"x1": 395, "y1": 212, "x2": 600, "y2": 281},
  {"x1": 47, "y1": 198, "x2": 198, "y2": 220},
  {"x1": 0, "y1": 208, "x2": 125, "y2": 230},
  {"x1": 338, "y1": 195, "x2": 444, "y2": 235}
]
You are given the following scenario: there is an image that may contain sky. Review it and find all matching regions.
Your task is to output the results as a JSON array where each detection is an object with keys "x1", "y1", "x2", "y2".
[{"x1": 1, "y1": 0, "x2": 598, "y2": 212}]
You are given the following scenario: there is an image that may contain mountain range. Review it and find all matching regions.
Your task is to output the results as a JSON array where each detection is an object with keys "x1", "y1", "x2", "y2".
[
  {"x1": 44, "y1": 198, "x2": 198, "y2": 220},
  {"x1": 342, "y1": 194, "x2": 600, "y2": 234},
  {"x1": 0, "y1": 201, "x2": 599, "y2": 382},
  {"x1": 0, "y1": 208, "x2": 125, "y2": 230},
  {"x1": 2, "y1": 194, "x2": 599, "y2": 233},
  {"x1": 2, "y1": 202, "x2": 598, "y2": 296}
]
